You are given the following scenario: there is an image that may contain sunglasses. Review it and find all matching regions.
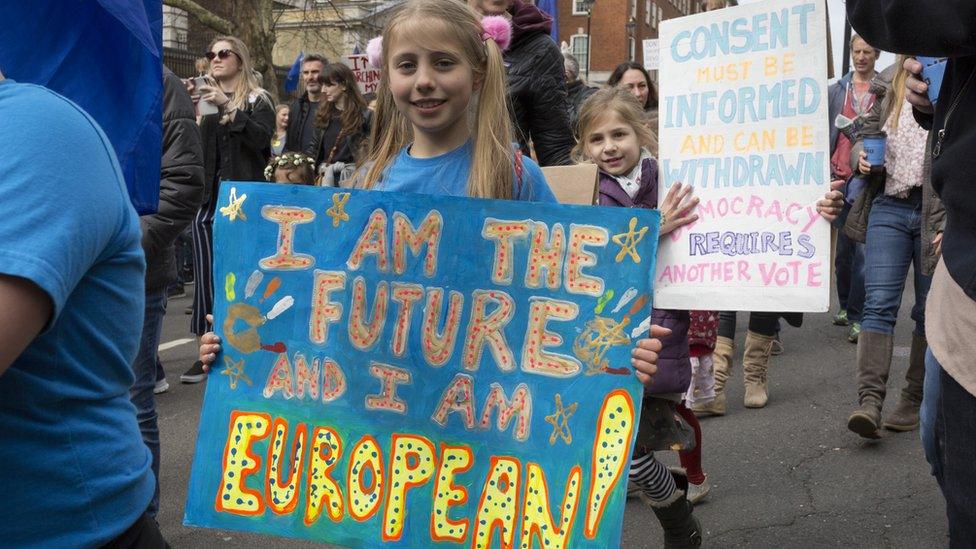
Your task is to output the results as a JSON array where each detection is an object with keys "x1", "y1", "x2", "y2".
[{"x1": 206, "y1": 49, "x2": 241, "y2": 62}]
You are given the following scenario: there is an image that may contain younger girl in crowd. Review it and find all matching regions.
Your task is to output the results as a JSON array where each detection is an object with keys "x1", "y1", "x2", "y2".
[
  {"x1": 310, "y1": 63, "x2": 371, "y2": 184},
  {"x1": 576, "y1": 88, "x2": 845, "y2": 544},
  {"x1": 263, "y1": 152, "x2": 317, "y2": 185},
  {"x1": 197, "y1": 0, "x2": 668, "y2": 505},
  {"x1": 576, "y1": 87, "x2": 704, "y2": 546},
  {"x1": 677, "y1": 310, "x2": 720, "y2": 503},
  {"x1": 271, "y1": 104, "x2": 289, "y2": 155}
]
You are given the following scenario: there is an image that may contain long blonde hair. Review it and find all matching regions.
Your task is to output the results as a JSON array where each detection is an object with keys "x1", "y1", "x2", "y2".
[
  {"x1": 208, "y1": 36, "x2": 271, "y2": 124},
  {"x1": 360, "y1": 0, "x2": 514, "y2": 199},
  {"x1": 884, "y1": 55, "x2": 910, "y2": 132},
  {"x1": 572, "y1": 87, "x2": 656, "y2": 164}
]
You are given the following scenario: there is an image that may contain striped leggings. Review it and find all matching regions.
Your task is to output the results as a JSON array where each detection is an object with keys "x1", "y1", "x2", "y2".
[{"x1": 629, "y1": 451, "x2": 676, "y2": 503}]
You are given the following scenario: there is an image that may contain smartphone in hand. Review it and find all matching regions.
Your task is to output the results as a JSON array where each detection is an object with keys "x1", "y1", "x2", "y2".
[{"x1": 192, "y1": 76, "x2": 219, "y2": 116}]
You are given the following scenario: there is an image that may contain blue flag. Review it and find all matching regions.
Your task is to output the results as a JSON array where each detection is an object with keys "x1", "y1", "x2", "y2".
[
  {"x1": 0, "y1": 0, "x2": 163, "y2": 215},
  {"x1": 284, "y1": 51, "x2": 304, "y2": 93},
  {"x1": 536, "y1": 0, "x2": 559, "y2": 43}
]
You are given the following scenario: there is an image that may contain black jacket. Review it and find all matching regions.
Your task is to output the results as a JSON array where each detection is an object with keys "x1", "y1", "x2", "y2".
[
  {"x1": 285, "y1": 93, "x2": 316, "y2": 154},
  {"x1": 199, "y1": 91, "x2": 275, "y2": 205},
  {"x1": 505, "y1": 0, "x2": 575, "y2": 166},
  {"x1": 142, "y1": 68, "x2": 204, "y2": 292},
  {"x1": 566, "y1": 79, "x2": 598, "y2": 135},
  {"x1": 848, "y1": 0, "x2": 976, "y2": 300},
  {"x1": 310, "y1": 108, "x2": 373, "y2": 167}
]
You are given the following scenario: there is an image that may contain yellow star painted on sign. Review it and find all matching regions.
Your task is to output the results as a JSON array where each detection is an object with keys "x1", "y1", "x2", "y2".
[
  {"x1": 221, "y1": 355, "x2": 253, "y2": 390},
  {"x1": 219, "y1": 187, "x2": 248, "y2": 222},
  {"x1": 545, "y1": 393, "x2": 579, "y2": 445},
  {"x1": 574, "y1": 316, "x2": 633, "y2": 375},
  {"x1": 611, "y1": 216, "x2": 649, "y2": 263},
  {"x1": 325, "y1": 192, "x2": 351, "y2": 227}
]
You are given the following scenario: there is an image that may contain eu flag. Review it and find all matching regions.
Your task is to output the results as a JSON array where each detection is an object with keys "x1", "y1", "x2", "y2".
[
  {"x1": 284, "y1": 51, "x2": 304, "y2": 94},
  {"x1": 0, "y1": 0, "x2": 163, "y2": 215}
]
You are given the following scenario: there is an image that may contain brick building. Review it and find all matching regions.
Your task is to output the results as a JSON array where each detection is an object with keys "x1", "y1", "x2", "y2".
[{"x1": 558, "y1": 0, "x2": 735, "y2": 84}]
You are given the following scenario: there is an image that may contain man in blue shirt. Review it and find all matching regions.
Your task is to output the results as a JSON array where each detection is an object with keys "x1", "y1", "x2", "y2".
[{"x1": 0, "y1": 76, "x2": 167, "y2": 547}]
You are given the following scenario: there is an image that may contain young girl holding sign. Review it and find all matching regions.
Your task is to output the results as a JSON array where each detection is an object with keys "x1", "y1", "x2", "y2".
[
  {"x1": 197, "y1": 0, "x2": 670, "y2": 535},
  {"x1": 575, "y1": 87, "x2": 845, "y2": 546},
  {"x1": 575, "y1": 87, "x2": 705, "y2": 546}
]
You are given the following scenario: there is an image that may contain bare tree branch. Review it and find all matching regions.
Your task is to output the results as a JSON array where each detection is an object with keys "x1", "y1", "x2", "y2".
[{"x1": 166, "y1": 0, "x2": 232, "y2": 34}]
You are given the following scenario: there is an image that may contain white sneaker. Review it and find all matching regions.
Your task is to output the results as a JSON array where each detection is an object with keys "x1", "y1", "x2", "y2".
[
  {"x1": 668, "y1": 466, "x2": 711, "y2": 504},
  {"x1": 153, "y1": 378, "x2": 170, "y2": 394},
  {"x1": 686, "y1": 475, "x2": 710, "y2": 504}
]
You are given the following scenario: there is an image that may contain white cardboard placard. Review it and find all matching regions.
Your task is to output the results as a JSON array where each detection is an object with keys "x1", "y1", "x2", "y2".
[{"x1": 654, "y1": 0, "x2": 831, "y2": 312}]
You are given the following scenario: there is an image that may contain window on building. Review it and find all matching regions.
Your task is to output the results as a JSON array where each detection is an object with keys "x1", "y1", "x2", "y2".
[
  {"x1": 645, "y1": 0, "x2": 651, "y2": 25},
  {"x1": 631, "y1": 0, "x2": 637, "y2": 18},
  {"x1": 573, "y1": 0, "x2": 591, "y2": 15},
  {"x1": 570, "y1": 34, "x2": 590, "y2": 76}
]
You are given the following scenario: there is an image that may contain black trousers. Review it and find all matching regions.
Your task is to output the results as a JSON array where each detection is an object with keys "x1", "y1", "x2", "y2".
[
  {"x1": 102, "y1": 513, "x2": 170, "y2": 549},
  {"x1": 718, "y1": 311, "x2": 803, "y2": 338}
]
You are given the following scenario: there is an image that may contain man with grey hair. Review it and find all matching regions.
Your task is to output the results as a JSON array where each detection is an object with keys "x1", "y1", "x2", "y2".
[
  {"x1": 564, "y1": 52, "x2": 597, "y2": 134},
  {"x1": 285, "y1": 53, "x2": 328, "y2": 154}
]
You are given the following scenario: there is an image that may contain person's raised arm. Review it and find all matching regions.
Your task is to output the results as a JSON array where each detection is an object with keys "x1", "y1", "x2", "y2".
[{"x1": 0, "y1": 275, "x2": 51, "y2": 376}]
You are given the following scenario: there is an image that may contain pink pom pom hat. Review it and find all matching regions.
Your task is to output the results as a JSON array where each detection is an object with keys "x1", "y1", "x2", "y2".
[
  {"x1": 366, "y1": 36, "x2": 384, "y2": 70},
  {"x1": 480, "y1": 15, "x2": 512, "y2": 51},
  {"x1": 365, "y1": 14, "x2": 512, "y2": 70}
]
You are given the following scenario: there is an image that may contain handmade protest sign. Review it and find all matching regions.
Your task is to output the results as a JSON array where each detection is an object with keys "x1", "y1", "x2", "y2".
[
  {"x1": 642, "y1": 39, "x2": 660, "y2": 71},
  {"x1": 655, "y1": 0, "x2": 830, "y2": 311},
  {"x1": 346, "y1": 53, "x2": 381, "y2": 94},
  {"x1": 185, "y1": 182, "x2": 659, "y2": 547}
]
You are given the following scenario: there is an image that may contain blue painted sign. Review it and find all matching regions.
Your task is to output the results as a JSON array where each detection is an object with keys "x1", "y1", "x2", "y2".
[{"x1": 185, "y1": 182, "x2": 660, "y2": 547}]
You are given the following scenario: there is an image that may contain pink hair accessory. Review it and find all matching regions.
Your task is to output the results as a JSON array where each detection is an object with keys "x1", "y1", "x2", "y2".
[
  {"x1": 366, "y1": 36, "x2": 384, "y2": 69},
  {"x1": 481, "y1": 16, "x2": 512, "y2": 51}
]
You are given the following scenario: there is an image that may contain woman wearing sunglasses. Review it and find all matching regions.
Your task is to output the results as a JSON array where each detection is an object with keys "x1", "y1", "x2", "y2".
[{"x1": 183, "y1": 36, "x2": 274, "y2": 384}]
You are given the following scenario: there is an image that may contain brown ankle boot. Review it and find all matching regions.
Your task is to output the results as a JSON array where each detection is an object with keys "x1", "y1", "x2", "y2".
[
  {"x1": 884, "y1": 334, "x2": 926, "y2": 432},
  {"x1": 743, "y1": 331, "x2": 774, "y2": 408},
  {"x1": 848, "y1": 399, "x2": 882, "y2": 438},
  {"x1": 692, "y1": 336, "x2": 733, "y2": 416}
]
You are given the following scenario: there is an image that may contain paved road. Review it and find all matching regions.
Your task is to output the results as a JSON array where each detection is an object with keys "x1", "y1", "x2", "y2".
[{"x1": 154, "y1": 287, "x2": 946, "y2": 547}]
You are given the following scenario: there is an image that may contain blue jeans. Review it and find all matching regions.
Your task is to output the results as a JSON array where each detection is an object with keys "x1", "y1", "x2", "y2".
[
  {"x1": 129, "y1": 290, "x2": 167, "y2": 518},
  {"x1": 920, "y1": 348, "x2": 943, "y2": 482},
  {"x1": 834, "y1": 205, "x2": 865, "y2": 322},
  {"x1": 936, "y1": 367, "x2": 976, "y2": 544},
  {"x1": 861, "y1": 195, "x2": 932, "y2": 336}
]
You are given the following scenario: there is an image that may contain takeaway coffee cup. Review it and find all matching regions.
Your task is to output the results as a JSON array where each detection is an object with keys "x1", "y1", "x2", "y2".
[
  {"x1": 862, "y1": 132, "x2": 886, "y2": 173},
  {"x1": 917, "y1": 56, "x2": 947, "y2": 105}
]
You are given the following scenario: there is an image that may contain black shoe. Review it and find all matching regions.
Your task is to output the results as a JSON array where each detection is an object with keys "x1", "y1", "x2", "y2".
[
  {"x1": 181, "y1": 361, "x2": 207, "y2": 384},
  {"x1": 168, "y1": 284, "x2": 186, "y2": 298},
  {"x1": 184, "y1": 306, "x2": 193, "y2": 315}
]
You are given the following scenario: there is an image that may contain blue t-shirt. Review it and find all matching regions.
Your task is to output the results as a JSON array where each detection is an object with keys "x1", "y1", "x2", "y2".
[
  {"x1": 0, "y1": 81, "x2": 153, "y2": 547},
  {"x1": 378, "y1": 140, "x2": 558, "y2": 202}
]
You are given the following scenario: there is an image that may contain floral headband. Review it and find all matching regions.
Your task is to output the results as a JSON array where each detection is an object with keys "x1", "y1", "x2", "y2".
[
  {"x1": 366, "y1": 15, "x2": 513, "y2": 70},
  {"x1": 264, "y1": 152, "x2": 316, "y2": 181}
]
